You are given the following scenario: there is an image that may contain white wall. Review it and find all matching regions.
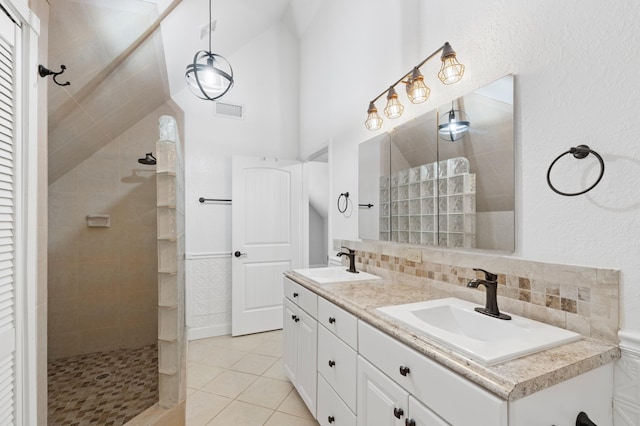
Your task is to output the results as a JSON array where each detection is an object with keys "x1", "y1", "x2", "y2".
[
  {"x1": 167, "y1": 19, "x2": 299, "y2": 338},
  {"x1": 298, "y1": 0, "x2": 640, "y2": 418}
]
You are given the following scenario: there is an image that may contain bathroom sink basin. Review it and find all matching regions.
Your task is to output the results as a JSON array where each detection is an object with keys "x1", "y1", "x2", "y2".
[
  {"x1": 377, "y1": 298, "x2": 581, "y2": 365},
  {"x1": 293, "y1": 267, "x2": 381, "y2": 284}
]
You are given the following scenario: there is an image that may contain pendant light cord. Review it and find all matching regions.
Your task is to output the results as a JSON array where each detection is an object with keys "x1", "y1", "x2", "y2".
[{"x1": 208, "y1": 0, "x2": 212, "y2": 53}]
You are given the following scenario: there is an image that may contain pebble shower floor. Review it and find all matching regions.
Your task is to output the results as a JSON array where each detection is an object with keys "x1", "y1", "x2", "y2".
[{"x1": 48, "y1": 344, "x2": 158, "y2": 425}]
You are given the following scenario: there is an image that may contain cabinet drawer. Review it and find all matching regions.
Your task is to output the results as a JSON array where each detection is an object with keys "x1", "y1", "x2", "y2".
[
  {"x1": 318, "y1": 325, "x2": 357, "y2": 411},
  {"x1": 284, "y1": 277, "x2": 317, "y2": 317},
  {"x1": 317, "y1": 375, "x2": 356, "y2": 426},
  {"x1": 318, "y1": 297, "x2": 358, "y2": 349},
  {"x1": 358, "y1": 321, "x2": 507, "y2": 426}
]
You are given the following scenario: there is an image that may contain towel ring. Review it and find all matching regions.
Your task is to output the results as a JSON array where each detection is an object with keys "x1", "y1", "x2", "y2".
[
  {"x1": 337, "y1": 192, "x2": 349, "y2": 213},
  {"x1": 546, "y1": 145, "x2": 604, "y2": 196}
]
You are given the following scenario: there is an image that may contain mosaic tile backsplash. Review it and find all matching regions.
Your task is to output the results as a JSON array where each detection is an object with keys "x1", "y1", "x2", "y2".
[{"x1": 337, "y1": 240, "x2": 619, "y2": 343}]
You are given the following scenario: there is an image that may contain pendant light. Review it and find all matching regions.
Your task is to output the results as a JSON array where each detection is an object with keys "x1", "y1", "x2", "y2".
[
  {"x1": 185, "y1": 0, "x2": 234, "y2": 101},
  {"x1": 438, "y1": 101, "x2": 470, "y2": 142}
]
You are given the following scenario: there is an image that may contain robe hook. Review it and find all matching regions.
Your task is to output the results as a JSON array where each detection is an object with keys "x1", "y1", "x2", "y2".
[{"x1": 38, "y1": 64, "x2": 70, "y2": 87}]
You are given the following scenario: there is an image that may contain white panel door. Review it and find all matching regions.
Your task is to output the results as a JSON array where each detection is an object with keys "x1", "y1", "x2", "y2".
[
  {"x1": 357, "y1": 356, "x2": 408, "y2": 426},
  {"x1": 231, "y1": 156, "x2": 302, "y2": 336}
]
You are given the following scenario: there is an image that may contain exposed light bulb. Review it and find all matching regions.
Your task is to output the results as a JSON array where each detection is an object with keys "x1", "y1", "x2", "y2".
[
  {"x1": 364, "y1": 102, "x2": 383, "y2": 131},
  {"x1": 383, "y1": 87, "x2": 404, "y2": 119}
]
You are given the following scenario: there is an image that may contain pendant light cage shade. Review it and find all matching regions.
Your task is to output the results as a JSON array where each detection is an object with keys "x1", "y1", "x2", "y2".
[
  {"x1": 438, "y1": 105, "x2": 470, "y2": 142},
  {"x1": 186, "y1": 51, "x2": 234, "y2": 101},
  {"x1": 438, "y1": 43, "x2": 465, "y2": 85},
  {"x1": 406, "y1": 68, "x2": 431, "y2": 104},
  {"x1": 364, "y1": 102, "x2": 383, "y2": 131},
  {"x1": 384, "y1": 87, "x2": 404, "y2": 119}
]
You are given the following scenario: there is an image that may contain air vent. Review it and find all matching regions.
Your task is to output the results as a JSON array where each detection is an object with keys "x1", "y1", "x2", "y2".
[
  {"x1": 215, "y1": 102, "x2": 244, "y2": 119},
  {"x1": 200, "y1": 19, "x2": 217, "y2": 39}
]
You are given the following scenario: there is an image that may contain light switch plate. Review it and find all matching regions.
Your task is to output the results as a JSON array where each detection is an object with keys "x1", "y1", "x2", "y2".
[{"x1": 407, "y1": 248, "x2": 422, "y2": 263}]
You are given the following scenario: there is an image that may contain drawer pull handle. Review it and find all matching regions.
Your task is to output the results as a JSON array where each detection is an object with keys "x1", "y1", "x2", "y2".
[
  {"x1": 405, "y1": 419, "x2": 416, "y2": 426},
  {"x1": 399, "y1": 365, "x2": 410, "y2": 376},
  {"x1": 328, "y1": 317, "x2": 336, "y2": 324},
  {"x1": 393, "y1": 407, "x2": 404, "y2": 419},
  {"x1": 328, "y1": 360, "x2": 336, "y2": 367},
  {"x1": 328, "y1": 416, "x2": 335, "y2": 423},
  {"x1": 293, "y1": 292, "x2": 299, "y2": 298}
]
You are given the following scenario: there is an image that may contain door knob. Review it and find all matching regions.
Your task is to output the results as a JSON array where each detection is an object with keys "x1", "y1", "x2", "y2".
[
  {"x1": 234, "y1": 251, "x2": 247, "y2": 257},
  {"x1": 328, "y1": 416, "x2": 335, "y2": 423},
  {"x1": 328, "y1": 360, "x2": 335, "y2": 367},
  {"x1": 328, "y1": 317, "x2": 336, "y2": 324},
  {"x1": 399, "y1": 365, "x2": 410, "y2": 376}
]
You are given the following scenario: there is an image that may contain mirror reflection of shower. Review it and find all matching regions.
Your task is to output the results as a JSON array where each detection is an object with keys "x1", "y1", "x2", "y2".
[{"x1": 138, "y1": 152, "x2": 157, "y2": 165}]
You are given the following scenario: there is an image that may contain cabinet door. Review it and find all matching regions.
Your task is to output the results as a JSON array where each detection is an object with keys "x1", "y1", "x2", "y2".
[
  {"x1": 407, "y1": 396, "x2": 450, "y2": 426},
  {"x1": 318, "y1": 325, "x2": 357, "y2": 411},
  {"x1": 358, "y1": 356, "x2": 408, "y2": 426},
  {"x1": 282, "y1": 298, "x2": 298, "y2": 384},
  {"x1": 297, "y1": 308, "x2": 318, "y2": 416},
  {"x1": 318, "y1": 375, "x2": 356, "y2": 426}
]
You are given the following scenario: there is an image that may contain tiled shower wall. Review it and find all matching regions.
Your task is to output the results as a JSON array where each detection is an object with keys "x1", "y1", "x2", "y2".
[
  {"x1": 339, "y1": 239, "x2": 619, "y2": 343},
  {"x1": 47, "y1": 103, "x2": 177, "y2": 359}
]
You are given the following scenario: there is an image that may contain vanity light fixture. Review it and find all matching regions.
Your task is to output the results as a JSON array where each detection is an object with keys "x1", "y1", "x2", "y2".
[
  {"x1": 364, "y1": 102, "x2": 383, "y2": 131},
  {"x1": 364, "y1": 42, "x2": 464, "y2": 131},
  {"x1": 383, "y1": 87, "x2": 404, "y2": 119},
  {"x1": 406, "y1": 67, "x2": 430, "y2": 104},
  {"x1": 185, "y1": 0, "x2": 234, "y2": 101},
  {"x1": 438, "y1": 100, "x2": 470, "y2": 142}
]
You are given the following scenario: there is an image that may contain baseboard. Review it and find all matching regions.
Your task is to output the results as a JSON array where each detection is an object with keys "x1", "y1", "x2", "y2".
[
  {"x1": 185, "y1": 252, "x2": 231, "y2": 260},
  {"x1": 187, "y1": 324, "x2": 231, "y2": 341}
]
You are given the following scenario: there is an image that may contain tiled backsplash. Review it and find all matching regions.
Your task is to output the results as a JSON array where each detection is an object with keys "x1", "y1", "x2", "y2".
[{"x1": 337, "y1": 240, "x2": 619, "y2": 343}]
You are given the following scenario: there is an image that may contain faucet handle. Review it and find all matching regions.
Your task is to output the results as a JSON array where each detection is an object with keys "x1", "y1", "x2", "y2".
[
  {"x1": 341, "y1": 246, "x2": 355, "y2": 254},
  {"x1": 473, "y1": 268, "x2": 498, "y2": 282}
]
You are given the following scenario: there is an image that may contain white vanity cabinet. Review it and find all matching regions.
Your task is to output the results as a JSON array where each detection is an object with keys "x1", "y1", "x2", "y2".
[
  {"x1": 283, "y1": 277, "x2": 318, "y2": 416},
  {"x1": 358, "y1": 321, "x2": 508, "y2": 426},
  {"x1": 317, "y1": 297, "x2": 359, "y2": 426},
  {"x1": 357, "y1": 356, "x2": 448, "y2": 426}
]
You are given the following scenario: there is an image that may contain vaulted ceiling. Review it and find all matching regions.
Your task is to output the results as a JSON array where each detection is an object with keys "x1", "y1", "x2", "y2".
[{"x1": 47, "y1": 0, "x2": 323, "y2": 183}]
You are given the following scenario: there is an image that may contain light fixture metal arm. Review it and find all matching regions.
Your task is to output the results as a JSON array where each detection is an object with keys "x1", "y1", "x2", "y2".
[{"x1": 368, "y1": 43, "x2": 448, "y2": 104}]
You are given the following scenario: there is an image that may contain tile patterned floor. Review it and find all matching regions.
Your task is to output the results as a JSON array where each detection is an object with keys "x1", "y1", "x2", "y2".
[
  {"x1": 187, "y1": 330, "x2": 320, "y2": 425},
  {"x1": 48, "y1": 345, "x2": 158, "y2": 425}
]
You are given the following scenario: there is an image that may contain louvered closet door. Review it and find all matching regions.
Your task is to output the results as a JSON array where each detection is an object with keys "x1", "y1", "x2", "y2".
[{"x1": 0, "y1": 10, "x2": 16, "y2": 426}]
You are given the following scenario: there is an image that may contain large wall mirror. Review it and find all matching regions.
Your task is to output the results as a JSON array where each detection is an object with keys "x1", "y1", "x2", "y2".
[{"x1": 358, "y1": 74, "x2": 514, "y2": 252}]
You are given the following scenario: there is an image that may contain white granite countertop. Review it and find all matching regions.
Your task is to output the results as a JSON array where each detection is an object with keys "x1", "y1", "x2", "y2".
[{"x1": 284, "y1": 270, "x2": 620, "y2": 401}]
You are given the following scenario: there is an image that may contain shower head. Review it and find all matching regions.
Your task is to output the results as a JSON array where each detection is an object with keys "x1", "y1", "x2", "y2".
[{"x1": 138, "y1": 153, "x2": 157, "y2": 165}]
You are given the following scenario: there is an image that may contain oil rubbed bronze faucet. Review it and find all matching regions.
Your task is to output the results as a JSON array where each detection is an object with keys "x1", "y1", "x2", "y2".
[
  {"x1": 467, "y1": 268, "x2": 511, "y2": 320},
  {"x1": 336, "y1": 247, "x2": 358, "y2": 273}
]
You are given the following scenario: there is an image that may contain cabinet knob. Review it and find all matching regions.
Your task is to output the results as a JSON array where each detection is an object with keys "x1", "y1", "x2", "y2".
[
  {"x1": 328, "y1": 317, "x2": 336, "y2": 324},
  {"x1": 328, "y1": 360, "x2": 336, "y2": 367},
  {"x1": 328, "y1": 415, "x2": 335, "y2": 423},
  {"x1": 393, "y1": 407, "x2": 404, "y2": 419},
  {"x1": 405, "y1": 419, "x2": 416, "y2": 426},
  {"x1": 291, "y1": 315, "x2": 299, "y2": 322},
  {"x1": 293, "y1": 292, "x2": 299, "y2": 298},
  {"x1": 399, "y1": 365, "x2": 410, "y2": 376}
]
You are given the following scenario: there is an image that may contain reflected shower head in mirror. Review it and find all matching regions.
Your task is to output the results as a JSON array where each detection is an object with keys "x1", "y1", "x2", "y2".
[{"x1": 138, "y1": 153, "x2": 157, "y2": 165}]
